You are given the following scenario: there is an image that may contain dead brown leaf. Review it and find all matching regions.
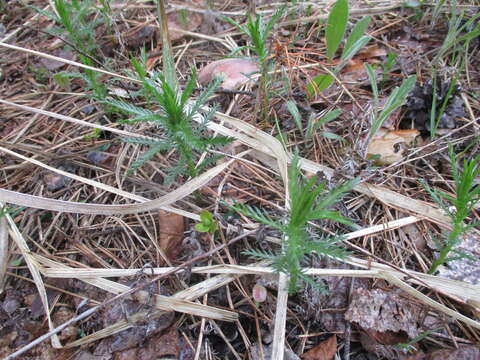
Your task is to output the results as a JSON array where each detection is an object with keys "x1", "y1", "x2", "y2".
[
  {"x1": 301, "y1": 335, "x2": 337, "y2": 360},
  {"x1": 138, "y1": 327, "x2": 180, "y2": 359},
  {"x1": 124, "y1": 25, "x2": 157, "y2": 48},
  {"x1": 342, "y1": 46, "x2": 387, "y2": 81},
  {"x1": 52, "y1": 307, "x2": 77, "y2": 342},
  {"x1": 158, "y1": 210, "x2": 185, "y2": 261},
  {"x1": 198, "y1": 58, "x2": 259, "y2": 90},
  {"x1": 367, "y1": 129, "x2": 419, "y2": 165}
]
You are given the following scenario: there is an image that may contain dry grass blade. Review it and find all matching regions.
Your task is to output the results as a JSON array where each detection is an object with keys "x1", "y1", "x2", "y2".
[
  {"x1": 0, "y1": 42, "x2": 139, "y2": 83},
  {"x1": 64, "y1": 273, "x2": 238, "y2": 347},
  {"x1": 35, "y1": 255, "x2": 236, "y2": 321},
  {"x1": 0, "y1": 99, "x2": 154, "y2": 140},
  {"x1": 0, "y1": 206, "x2": 8, "y2": 293},
  {"x1": 0, "y1": 157, "x2": 235, "y2": 215},
  {"x1": 0, "y1": 144, "x2": 200, "y2": 220},
  {"x1": 2, "y1": 203, "x2": 62, "y2": 348}
]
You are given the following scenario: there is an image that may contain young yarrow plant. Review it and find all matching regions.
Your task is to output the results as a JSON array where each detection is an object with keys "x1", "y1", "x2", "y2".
[
  {"x1": 225, "y1": 6, "x2": 286, "y2": 124},
  {"x1": 36, "y1": 0, "x2": 109, "y2": 99},
  {"x1": 231, "y1": 156, "x2": 357, "y2": 293},
  {"x1": 106, "y1": 58, "x2": 231, "y2": 182},
  {"x1": 422, "y1": 145, "x2": 480, "y2": 274}
]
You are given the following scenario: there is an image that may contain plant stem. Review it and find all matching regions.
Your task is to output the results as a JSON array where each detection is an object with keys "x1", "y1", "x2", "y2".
[
  {"x1": 428, "y1": 222, "x2": 463, "y2": 274},
  {"x1": 256, "y1": 62, "x2": 271, "y2": 124}
]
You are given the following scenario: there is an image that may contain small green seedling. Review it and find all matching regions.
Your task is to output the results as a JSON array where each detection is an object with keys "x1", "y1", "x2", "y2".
[
  {"x1": 34, "y1": 0, "x2": 109, "y2": 100},
  {"x1": 365, "y1": 63, "x2": 416, "y2": 142},
  {"x1": 0, "y1": 205, "x2": 25, "y2": 218},
  {"x1": 195, "y1": 211, "x2": 219, "y2": 234},
  {"x1": 286, "y1": 100, "x2": 343, "y2": 141},
  {"x1": 433, "y1": 10, "x2": 480, "y2": 66},
  {"x1": 423, "y1": 145, "x2": 480, "y2": 274},
  {"x1": 225, "y1": 6, "x2": 286, "y2": 123},
  {"x1": 306, "y1": 109, "x2": 343, "y2": 140},
  {"x1": 231, "y1": 156, "x2": 357, "y2": 293},
  {"x1": 325, "y1": 0, "x2": 349, "y2": 60},
  {"x1": 307, "y1": 0, "x2": 371, "y2": 96},
  {"x1": 381, "y1": 53, "x2": 398, "y2": 83}
]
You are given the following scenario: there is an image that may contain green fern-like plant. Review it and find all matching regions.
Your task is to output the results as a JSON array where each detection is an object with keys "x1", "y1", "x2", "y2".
[
  {"x1": 106, "y1": 57, "x2": 231, "y2": 181},
  {"x1": 422, "y1": 145, "x2": 480, "y2": 274},
  {"x1": 231, "y1": 156, "x2": 357, "y2": 293}
]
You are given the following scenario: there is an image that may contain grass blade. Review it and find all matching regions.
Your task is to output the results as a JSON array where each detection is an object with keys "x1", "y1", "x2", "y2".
[
  {"x1": 339, "y1": 35, "x2": 371, "y2": 65},
  {"x1": 365, "y1": 63, "x2": 379, "y2": 108},
  {"x1": 368, "y1": 75, "x2": 416, "y2": 141},
  {"x1": 343, "y1": 16, "x2": 371, "y2": 56},
  {"x1": 307, "y1": 109, "x2": 342, "y2": 139},
  {"x1": 326, "y1": 0, "x2": 349, "y2": 59},
  {"x1": 286, "y1": 100, "x2": 303, "y2": 136}
]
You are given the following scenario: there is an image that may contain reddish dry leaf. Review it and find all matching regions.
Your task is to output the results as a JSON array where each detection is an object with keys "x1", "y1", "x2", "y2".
[
  {"x1": 367, "y1": 129, "x2": 419, "y2": 165},
  {"x1": 252, "y1": 283, "x2": 267, "y2": 303},
  {"x1": 342, "y1": 58, "x2": 369, "y2": 81},
  {"x1": 301, "y1": 335, "x2": 337, "y2": 360},
  {"x1": 158, "y1": 210, "x2": 185, "y2": 261},
  {"x1": 198, "y1": 58, "x2": 259, "y2": 90},
  {"x1": 357, "y1": 46, "x2": 388, "y2": 59},
  {"x1": 342, "y1": 46, "x2": 386, "y2": 81},
  {"x1": 52, "y1": 307, "x2": 77, "y2": 342}
]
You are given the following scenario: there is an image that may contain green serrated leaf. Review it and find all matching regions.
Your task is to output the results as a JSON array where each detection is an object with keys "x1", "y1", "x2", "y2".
[{"x1": 325, "y1": 0, "x2": 349, "y2": 59}]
